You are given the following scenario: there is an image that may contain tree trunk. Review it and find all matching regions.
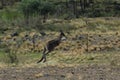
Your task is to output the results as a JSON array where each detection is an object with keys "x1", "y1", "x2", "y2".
[
  {"x1": 24, "y1": 11, "x2": 29, "y2": 26},
  {"x1": 83, "y1": 0, "x2": 87, "y2": 10},
  {"x1": 80, "y1": 0, "x2": 84, "y2": 13},
  {"x1": 0, "y1": 0, "x2": 4, "y2": 9},
  {"x1": 43, "y1": 14, "x2": 48, "y2": 23},
  {"x1": 66, "y1": 0, "x2": 69, "y2": 8},
  {"x1": 73, "y1": 0, "x2": 76, "y2": 16}
]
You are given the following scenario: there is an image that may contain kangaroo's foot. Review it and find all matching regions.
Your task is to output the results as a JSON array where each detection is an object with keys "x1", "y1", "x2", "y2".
[
  {"x1": 43, "y1": 57, "x2": 47, "y2": 63},
  {"x1": 37, "y1": 54, "x2": 47, "y2": 63},
  {"x1": 37, "y1": 57, "x2": 44, "y2": 63}
]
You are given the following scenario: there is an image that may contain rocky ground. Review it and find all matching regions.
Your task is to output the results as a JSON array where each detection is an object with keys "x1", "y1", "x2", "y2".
[{"x1": 0, "y1": 65, "x2": 120, "y2": 80}]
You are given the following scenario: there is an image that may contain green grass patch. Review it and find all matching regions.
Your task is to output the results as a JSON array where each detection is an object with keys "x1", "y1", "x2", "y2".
[
  {"x1": 0, "y1": 51, "x2": 42, "y2": 67},
  {"x1": 58, "y1": 51, "x2": 120, "y2": 66},
  {"x1": 0, "y1": 8, "x2": 22, "y2": 21},
  {"x1": 0, "y1": 50, "x2": 120, "y2": 68}
]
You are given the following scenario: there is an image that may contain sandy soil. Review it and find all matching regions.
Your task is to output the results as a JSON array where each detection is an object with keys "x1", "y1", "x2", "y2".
[{"x1": 0, "y1": 65, "x2": 120, "y2": 80}]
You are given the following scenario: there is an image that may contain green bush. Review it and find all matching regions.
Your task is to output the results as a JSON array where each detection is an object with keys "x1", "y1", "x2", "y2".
[{"x1": 0, "y1": 8, "x2": 22, "y2": 21}]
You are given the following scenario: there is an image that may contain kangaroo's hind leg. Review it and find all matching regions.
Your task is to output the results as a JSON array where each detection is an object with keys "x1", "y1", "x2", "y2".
[
  {"x1": 37, "y1": 54, "x2": 46, "y2": 63},
  {"x1": 43, "y1": 50, "x2": 51, "y2": 63},
  {"x1": 37, "y1": 47, "x2": 47, "y2": 63}
]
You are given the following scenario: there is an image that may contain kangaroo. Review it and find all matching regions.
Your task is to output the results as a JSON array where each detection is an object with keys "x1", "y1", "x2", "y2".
[{"x1": 37, "y1": 30, "x2": 66, "y2": 63}]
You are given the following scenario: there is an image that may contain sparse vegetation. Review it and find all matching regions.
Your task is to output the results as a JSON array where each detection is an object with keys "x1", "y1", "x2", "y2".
[
  {"x1": 0, "y1": 17, "x2": 120, "y2": 67},
  {"x1": 0, "y1": 0, "x2": 120, "y2": 80}
]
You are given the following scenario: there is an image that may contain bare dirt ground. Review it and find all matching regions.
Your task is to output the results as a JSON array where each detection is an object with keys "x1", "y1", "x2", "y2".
[{"x1": 0, "y1": 65, "x2": 120, "y2": 80}]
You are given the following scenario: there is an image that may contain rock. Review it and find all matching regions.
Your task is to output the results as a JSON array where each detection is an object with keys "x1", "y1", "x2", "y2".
[
  {"x1": 40, "y1": 32, "x2": 46, "y2": 36},
  {"x1": 11, "y1": 32, "x2": 19, "y2": 37}
]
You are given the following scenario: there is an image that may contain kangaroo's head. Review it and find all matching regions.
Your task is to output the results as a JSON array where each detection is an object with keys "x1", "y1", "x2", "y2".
[{"x1": 59, "y1": 30, "x2": 67, "y2": 41}]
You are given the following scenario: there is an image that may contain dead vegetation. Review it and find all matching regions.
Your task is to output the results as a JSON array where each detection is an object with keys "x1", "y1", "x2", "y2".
[
  {"x1": 0, "y1": 17, "x2": 120, "y2": 80},
  {"x1": 0, "y1": 18, "x2": 120, "y2": 67}
]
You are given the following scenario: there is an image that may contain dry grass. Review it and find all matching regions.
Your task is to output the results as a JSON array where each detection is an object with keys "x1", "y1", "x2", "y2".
[
  {"x1": 0, "y1": 17, "x2": 120, "y2": 68},
  {"x1": 49, "y1": 50, "x2": 120, "y2": 67}
]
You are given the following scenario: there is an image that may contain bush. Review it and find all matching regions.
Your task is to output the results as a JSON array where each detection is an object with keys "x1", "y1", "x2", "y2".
[
  {"x1": 20, "y1": 0, "x2": 55, "y2": 23},
  {"x1": 0, "y1": 43, "x2": 19, "y2": 64},
  {"x1": 6, "y1": 51, "x2": 19, "y2": 64}
]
